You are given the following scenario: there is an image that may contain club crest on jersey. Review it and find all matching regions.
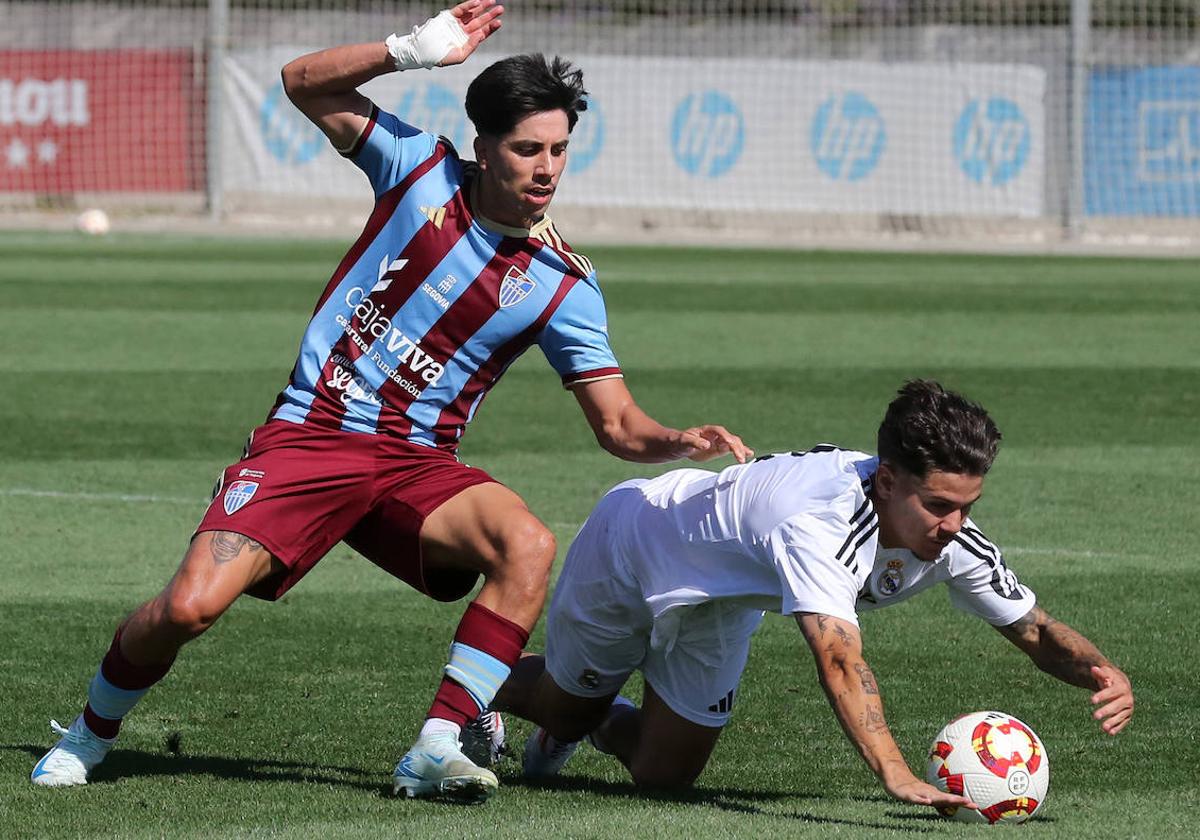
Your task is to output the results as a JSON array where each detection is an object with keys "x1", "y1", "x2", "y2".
[
  {"x1": 499, "y1": 265, "x2": 536, "y2": 308},
  {"x1": 878, "y1": 559, "x2": 905, "y2": 596},
  {"x1": 222, "y1": 480, "x2": 259, "y2": 515}
]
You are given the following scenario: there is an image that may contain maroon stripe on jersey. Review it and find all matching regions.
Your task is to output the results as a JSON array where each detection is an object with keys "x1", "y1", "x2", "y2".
[
  {"x1": 312, "y1": 186, "x2": 474, "y2": 432},
  {"x1": 562, "y1": 366, "x2": 623, "y2": 386},
  {"x1": 301, "y1": 140, "x2": 457, "y2": 430},
  {"x1": 376, "y1": 237, "x2": 543, "y2": 440},
  {"x1": 341, "y1": 105, "x2": 379, "y2": 159},
  {"x1": 352, "y1": 176, "x2": 478, "y2": 437},
  {"x1": 431, "y1": 269, "x2": 582, "y2": 450},
  {"x1": 310, "y1": 138, "x2": 449, "y2": 315}
]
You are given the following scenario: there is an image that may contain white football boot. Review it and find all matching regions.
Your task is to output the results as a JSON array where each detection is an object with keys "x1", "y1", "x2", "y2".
[
  {"x1": 392, "y1": 731, "x2": 499, "y2": 804},
  {"x1": 460, "y1": 709, "x2": 506, "y2": 768},
  {"x1": 522, "y1": 727, "x2": 580, "y2": 779},
  {"x1": 30, "y1": 717, "x2": 115, "y2": 787}
]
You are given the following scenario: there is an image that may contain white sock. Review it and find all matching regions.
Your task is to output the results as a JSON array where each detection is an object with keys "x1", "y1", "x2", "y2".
[{"x1": 419, "y1": 717, "x2": 462, "y2": 740}]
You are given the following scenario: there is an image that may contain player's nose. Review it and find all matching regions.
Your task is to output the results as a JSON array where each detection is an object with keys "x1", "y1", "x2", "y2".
[
  {"x1": 533, "y1": 150, "x2": 555, "y2": 174},
  {"x1": 940, "y1": 510, "x2": 966, "y2": 534}
]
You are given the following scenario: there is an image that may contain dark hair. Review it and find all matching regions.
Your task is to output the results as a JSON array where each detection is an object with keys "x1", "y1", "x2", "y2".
[
  {"x1": 876, "y1": 380, "x2": 1001, "y2": 478},
  {"x1": 465, "y1": 53, "x2": 587, "y2": 136}
]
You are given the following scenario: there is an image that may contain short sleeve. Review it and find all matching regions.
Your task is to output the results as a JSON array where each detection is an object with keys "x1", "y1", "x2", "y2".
[
  {"x1": 538, "y1": 272, "x2": 622, "y2": 387},
  {"x1": 946, "y1": 524, "x2": 1037, "y2": 626},
  {"x1": 766, "y1": 514, "x2": 862, "y2": 625},
  {"x1": 341, "y1": 106, "x2": 440, "y2": 198}
]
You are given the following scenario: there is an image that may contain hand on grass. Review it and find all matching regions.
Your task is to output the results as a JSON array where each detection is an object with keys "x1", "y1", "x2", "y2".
[
  {"x1": 886, "y1": 777, "x2": 978, "y2": 813},
  {"x1": 1091, "y1": 664, "x2": 1134, "y2": 735}
]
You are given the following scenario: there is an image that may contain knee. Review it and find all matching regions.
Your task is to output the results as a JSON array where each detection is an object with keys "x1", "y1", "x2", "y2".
[
  {"x1": 492, "y1": 515, "x2": 555, "y2": 587},
  {"x1": 157, "y1": 591, "x2": 225, "y2": 640},
  {"x1": 629, "y1": 757, "x2": 700, "y2": 791}
]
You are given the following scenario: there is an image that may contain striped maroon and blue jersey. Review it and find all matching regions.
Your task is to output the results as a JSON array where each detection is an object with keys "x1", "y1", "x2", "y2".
[{"x1": 270, "y1": 106, "x2": 622, "y2": 451}]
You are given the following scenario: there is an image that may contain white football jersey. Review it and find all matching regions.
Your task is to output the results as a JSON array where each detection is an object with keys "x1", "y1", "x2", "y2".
[{"x1": 606, "y1": 446, "x2": 1035, "y2": 649}]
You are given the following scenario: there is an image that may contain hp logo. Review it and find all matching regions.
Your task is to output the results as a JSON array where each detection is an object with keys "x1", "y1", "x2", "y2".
[
  {"x1": 260, "y1": 82, "x2": 326, "y2": 165},
  {"x1": 811, "y1": 92, "x2": 886, "y2": 181},
  {"x1": 954, "y1": 98, "x2": 1031, "y2": 186},
  {"x1": 670, "y1": 91, "x2": 745, "y2": 177},
  {"x1": 568, "y1": 96, "x2": 605, "y2": 174},
  {"x1": 395, "y1": 84, "x2": 469, "y2": 152}
]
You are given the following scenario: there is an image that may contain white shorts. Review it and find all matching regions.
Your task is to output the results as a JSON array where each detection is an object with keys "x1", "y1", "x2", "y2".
[{"x1": 545, "y1": 484, "x2": 766, "y2": 727}]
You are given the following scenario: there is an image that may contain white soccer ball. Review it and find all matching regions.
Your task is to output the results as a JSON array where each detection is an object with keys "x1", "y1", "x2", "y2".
[
  {"x1": 76, "y1": 208, "x2": 111, "y2": 236},
  {"x1": 925, "y1": 710, "x2": 1049, "y2": 824}
]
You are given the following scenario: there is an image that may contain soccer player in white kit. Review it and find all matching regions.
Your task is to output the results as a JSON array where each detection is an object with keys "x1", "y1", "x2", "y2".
[{"x1": 494, "y1": 380, "x2": 1134, "y2": 811}]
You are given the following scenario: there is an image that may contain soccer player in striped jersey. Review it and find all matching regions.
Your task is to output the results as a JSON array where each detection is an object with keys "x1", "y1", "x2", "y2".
[
  {"x1": 31, "y1": 1, "x2": 749, "y2": 802},
  {"x1": 497, "y1": 381, "x2": 1134, "y2": 810}
]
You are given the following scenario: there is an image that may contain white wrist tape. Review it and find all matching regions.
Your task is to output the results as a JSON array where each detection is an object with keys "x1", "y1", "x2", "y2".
[{"x1": 385, "y1": 10, "x2": 468, "y2": 71}]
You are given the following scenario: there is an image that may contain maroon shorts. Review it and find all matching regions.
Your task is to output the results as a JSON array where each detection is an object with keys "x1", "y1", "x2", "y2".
[{"x1": 196, "y1": 420, "x2": 498, "y2": 602}]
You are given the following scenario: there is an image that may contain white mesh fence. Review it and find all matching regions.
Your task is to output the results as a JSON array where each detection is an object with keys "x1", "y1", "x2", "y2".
[{"x1": 1, "y1": 1, "x2": 1197, "y2": 247}]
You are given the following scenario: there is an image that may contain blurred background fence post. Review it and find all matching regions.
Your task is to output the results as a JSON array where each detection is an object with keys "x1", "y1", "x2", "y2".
[{"x1": 206, "y1": 0, "x2": 229, "y2": 221}]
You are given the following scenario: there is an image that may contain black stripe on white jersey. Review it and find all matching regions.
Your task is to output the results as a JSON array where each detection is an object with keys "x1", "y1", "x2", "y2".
[
  {"x1": 751, "y1": 443, "x2": 842, "y2": 463},
  {"x1": 836, "y1": 502, "x2": 878, "y2": 569},
  {"x1": 842, "y1": 520, "x2": 880, "y2": 574},
  {"x1": 953, "y1": 526, "x2": 1025, "y2": 601}
]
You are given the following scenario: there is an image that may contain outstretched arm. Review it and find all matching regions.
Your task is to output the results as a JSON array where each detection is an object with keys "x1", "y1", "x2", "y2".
[
  {"x1": 281, "y1": 1, "x2": 504, "y2": 149},
  {"x1": 571, "y1": 378, "x2": 752, "y2": 464},
  {"x1": 996, "y1": 605, "x2": 1134, "y2": 735},
  {"x1": 796, "y1": 612, "x2": 977, "y2": 813}
]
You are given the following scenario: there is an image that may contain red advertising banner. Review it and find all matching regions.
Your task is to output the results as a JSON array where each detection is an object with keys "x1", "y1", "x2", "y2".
[{"x1": 0, "y1": 50, "x2": 200, "y2": 192}]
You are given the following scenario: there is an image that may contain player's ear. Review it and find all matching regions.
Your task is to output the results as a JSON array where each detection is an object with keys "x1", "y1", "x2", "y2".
[
  {"x1": 875, "y1": 462, "x2": 896, "y2": 500},
  {"x1": 474, "y1": 136, "x2": 487, "y2": 169}
]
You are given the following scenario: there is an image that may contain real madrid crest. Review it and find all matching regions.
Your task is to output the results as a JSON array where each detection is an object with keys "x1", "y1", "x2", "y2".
[
  {"x1": 499, "y1": 265, "x2": 536, "y2": 308},
  {"x1": 878, "y1": 558, "x2": 905, "y2": 597}
]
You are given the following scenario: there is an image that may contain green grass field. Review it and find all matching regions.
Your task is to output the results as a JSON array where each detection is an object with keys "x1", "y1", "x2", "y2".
[{"x1": 1, "y1": 232, "x2": 1197, "y2": 838}]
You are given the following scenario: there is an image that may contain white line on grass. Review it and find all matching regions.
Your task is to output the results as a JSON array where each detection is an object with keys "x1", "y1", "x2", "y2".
[
  {"x1": 0, "y1": 487, "x2": 203, "y2": 506},
  {"x1": 0, "y1": 490, "x2": 1140, "y2": 561},
  {"x1": 1000, "y1": 546, "x2": 1131, "y2": 560}
]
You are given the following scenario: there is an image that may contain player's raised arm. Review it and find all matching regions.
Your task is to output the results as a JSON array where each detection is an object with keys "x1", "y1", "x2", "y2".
[
  {"x1": 795, "y1": 612, "x2": 978, "y2": 813},
  {"x1": 281, "y1": 1, "x2": 504, "y2": 150},
  {"x1": 995, "y1": 605, "x2": 1134, "y2": 735},
  {"x1": 570, "y1": 378, "x2": 752, "y2": 464}
]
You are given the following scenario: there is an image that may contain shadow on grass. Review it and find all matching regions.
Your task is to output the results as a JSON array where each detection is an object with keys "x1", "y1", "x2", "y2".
[
  {"x1": 505, "y1": 775, "x2": 935, "y2": 833},
  {"x1": 886, "y1": 809, "x2": 1056, "y2": 825},
  {"x1": 6, "y1": 743, "x2": 387, "y2": 794},
  {"x1": 10, "y1": 741, "x2": 941, "y2": 830}
]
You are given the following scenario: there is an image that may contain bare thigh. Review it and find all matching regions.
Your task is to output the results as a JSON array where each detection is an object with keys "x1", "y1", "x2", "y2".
[
  {"x1": 419, "y1": 482, "x2": 556, "y2": 629},
  {"x1": 120, "y1": 530, "x2": 282, "y2": 664},
  {"x1": 624, "y1": 682, "x2": 724, "y2": 789}
]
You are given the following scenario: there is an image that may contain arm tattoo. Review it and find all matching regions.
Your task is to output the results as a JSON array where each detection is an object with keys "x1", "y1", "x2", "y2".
[
  {"x1": 210, "y1": 531, "x2": 263, "y2": 565},
  {"x1": 816, "y1": 615, "x2": 829, "y2": 636},
  {"x1": 854, "y1": 663, "x2": 880, "y2": 695},
  {"x1": 833, "y1": 624, "x2": 854, "y2": 647},
  {"x1": 1003, "y1": 606, "x2": 1107, "y2": 689},
  {"x1": 859, "y1": 703, "x2": 889, "y2": 734}
]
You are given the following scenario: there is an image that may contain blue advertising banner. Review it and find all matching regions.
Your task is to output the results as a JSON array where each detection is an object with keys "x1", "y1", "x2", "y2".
[{"x1": 1086, "y1": 67, "x2": 1200, "y2": 216}]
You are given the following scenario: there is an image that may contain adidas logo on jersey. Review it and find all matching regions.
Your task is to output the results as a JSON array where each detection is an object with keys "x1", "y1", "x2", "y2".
[{"x1": 419, "y1": 205, "x2": 447, "y2": 229}]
